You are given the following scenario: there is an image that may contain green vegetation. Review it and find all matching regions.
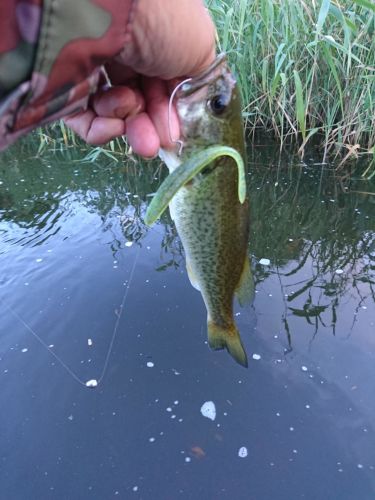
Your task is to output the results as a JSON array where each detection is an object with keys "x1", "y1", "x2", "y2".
[
  {"x1": 209, "y1": 0, "x2": 374, "y2": 161},
  {"x1": 28, "y1": 0, "x2": 374, "y2": 174}
]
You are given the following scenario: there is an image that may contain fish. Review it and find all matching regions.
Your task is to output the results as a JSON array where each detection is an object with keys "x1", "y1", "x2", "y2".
[{"x1": 146, "y1": 54, "x2": 253, "y2": 367}]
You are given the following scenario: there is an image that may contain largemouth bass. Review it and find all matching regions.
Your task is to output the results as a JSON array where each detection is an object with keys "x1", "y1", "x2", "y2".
[{"x1": 147, "y1": 54, "x2": 253, "y2": 367}]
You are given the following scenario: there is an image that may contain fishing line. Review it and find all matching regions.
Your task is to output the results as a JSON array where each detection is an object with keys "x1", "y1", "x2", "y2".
[
  {"x1": 1, "y1": 245, "x2": 140, "y2": 389},
  {"x1": 168, "y1": 78, "x2": 192, "y2": 156}
]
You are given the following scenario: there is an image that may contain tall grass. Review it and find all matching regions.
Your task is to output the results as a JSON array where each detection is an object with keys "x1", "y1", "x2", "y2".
[
  {"x1": 208, "y1": 0, "x2": 374, "y2": 160},
  {"x1": 30, "y1": 0, "x2": 374, "y2": 173}
]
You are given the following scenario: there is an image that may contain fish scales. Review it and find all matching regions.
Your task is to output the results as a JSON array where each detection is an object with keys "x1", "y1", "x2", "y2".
[{"x1": 160, "y1": 54, "x2": 253, "y2": 366}]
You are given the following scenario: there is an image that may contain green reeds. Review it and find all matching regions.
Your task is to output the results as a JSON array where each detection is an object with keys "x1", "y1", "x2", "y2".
[
  {"x1": 31, "y1": 0, "x2": 374, "y2": 173},
  {"x1": 209, "y1": 0, "x2": 374, "y2": 161}
]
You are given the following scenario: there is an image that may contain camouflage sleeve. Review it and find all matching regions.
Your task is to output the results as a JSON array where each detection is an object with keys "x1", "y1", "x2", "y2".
[{"x1": 0, "y1": 0, "x2": 133, "y2": 150}]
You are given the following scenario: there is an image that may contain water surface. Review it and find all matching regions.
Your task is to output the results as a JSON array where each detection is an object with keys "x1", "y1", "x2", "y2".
[{"x1": 0, "y1": 140, "x2": 374, "y2": 499}]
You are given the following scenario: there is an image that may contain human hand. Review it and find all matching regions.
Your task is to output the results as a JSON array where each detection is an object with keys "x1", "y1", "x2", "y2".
[{"x1": 64, "y1": 0, "x2": 215, "y2": 158}]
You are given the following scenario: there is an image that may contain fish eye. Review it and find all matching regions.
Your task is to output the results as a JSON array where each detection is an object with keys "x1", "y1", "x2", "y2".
[{"x1": 209, "y1": 95, "x2": 228, "y2": 115}]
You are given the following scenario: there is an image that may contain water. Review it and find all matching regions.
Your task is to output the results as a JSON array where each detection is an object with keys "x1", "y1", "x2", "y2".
[{"x1": 0, "y1": 140, "x2": 374, "y2": 499}]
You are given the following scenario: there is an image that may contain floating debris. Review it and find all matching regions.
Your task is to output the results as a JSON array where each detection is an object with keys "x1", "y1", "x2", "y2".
[
  {"x1": 200, "y1": 401, "x2": 216, "y2": 421},
  {"x1": 21, "y1": 348, "x2": 28, "y2": 353},
  {"x1": 185, "y1": 457, "x2": 191, "y2": 463},
  {"x1": 259, "y1": 258, "x2": 270, "y2": 266},
  {"x1": 252, "y1": 353, "x2": 261, "y2": 361},
  {"x1": 238, "y1": 447, "x2": 248, "y2": 458},
  {"x1": 301, "y1": 366, "x2": 308, "y2": 372},
  {"x1": 335, "y1": 269, "x2": 344, "y2": 275},
  {"x1": 125, "y1": 241, "x2": 133, "y2": 247},
  {"x1": 146, "y1": 362, "x2": 154, "y2": 368},
  {"x1": 87, "y1": 339, "x2": 93, "y2": 347},
  {"x1": 86, "y1": 379, "x2": 98, "y2": 388}
]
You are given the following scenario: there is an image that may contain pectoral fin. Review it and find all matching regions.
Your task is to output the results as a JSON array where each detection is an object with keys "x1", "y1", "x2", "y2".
[
  {"x1": 186, "y1": 259, "x2": 201, "y2": 291},
  {"x1": 235, "y1": 258, "x2": 254, "y2": 307}
]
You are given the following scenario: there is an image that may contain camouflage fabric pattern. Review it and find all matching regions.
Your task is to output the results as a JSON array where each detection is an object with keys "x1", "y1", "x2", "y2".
[{"x1": 0, "y1": 0, "x2": 133, "y2": 149}]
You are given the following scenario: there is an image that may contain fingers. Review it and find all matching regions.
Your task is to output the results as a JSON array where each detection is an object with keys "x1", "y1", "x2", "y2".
[
  {"x1": 64, "y1": 111, "x2": 126, "y2": 145},
  {"x1": 92, "y1": 86, "x2": 144, "y2": 118},
  {"x1": 64, "y1": 76, "x2": 181, "y2": 158},
  {"x1": 126, "y1": 113, "x2": 160, "y2": 158},
  {"x1": 143, "y1": 78, "x2": 180, "y2": 149}
]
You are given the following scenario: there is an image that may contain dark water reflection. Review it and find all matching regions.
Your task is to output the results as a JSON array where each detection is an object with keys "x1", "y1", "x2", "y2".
[{"x1": 0, "y1": 140, "x2": 374, "y2": 499}]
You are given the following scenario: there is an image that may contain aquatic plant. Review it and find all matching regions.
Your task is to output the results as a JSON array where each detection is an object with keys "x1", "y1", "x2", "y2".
[
  {"x1": 13, "y1": 0, "x2": 375, "y2": 176},
  {"x1": 209, "y1": 0, "x2": 374, "y2": 161}
]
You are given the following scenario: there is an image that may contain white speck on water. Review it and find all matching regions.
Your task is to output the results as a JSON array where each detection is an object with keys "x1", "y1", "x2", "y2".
[
  {"x1": 21, "y1": 348, "x2": 28, "y2": 353},
  {"x1": 289, "y1": 427, "x2": 295, "y2": 431},
  {"x1": 301, "y1": 366, "x2": 308, "y2": 372},
  {"x1": 252, "y1": 353, "x2": 261, "y2": 360},
  {"x1": 48, "y1": 344, "x2": 54, "y2": 348},
  {"x1": 200, "y1": 401, "x2": 216, "y2": 421},
  {"x1": 293, "y1": 449, "x2": 298, "y2": 454},
  {"x1": 185, "y1": 457, "x2": 191, "y2": 463},
  {"x1": 178, "y1": 418, "x2": 183, "y2": 423},
  {"x1": 335, "y1": 269, "x2": 344, "y2": 275},
  {"x1": 305, "y1": 404, "x2": 310, "y2": 409},
  {"x1": 149, "y1": 437, "x2": 155, "y2": 443},
  {"x1": 174, "y1": 400, "x2": 179, "y2": 405},
  {"x1": 276, "y1": 412, "x2": 281, "y2": 417},
  {"x1": 86, "y1": 379, "x2": 98, "y2": 388},
  {"x1": 357, "y1": 464, "x2": 364, "y2": 469},
  {"x1": 68, "y1": 415, "x2": 73, "y2": 421},
  {"x1": 36, "y1": 258, "x2": 43, "y2": 263},
  {"x1": 259, "y1": 258, "x2": 270, "y2": 266},
  {"x1": 235, "y1": 312, "x2": 241, "y2": 316},
  {"x1": 166, "y1": 407, "x2": 172, "y2": 412},
  {"x1": 362, "y1": 306, "x2": 367, "y2": 310},
  {"x1": 171, "y1": 415, "x2": 176, "y2": 419},
  {"x1": 24, "y1": 282, "x2": 29, "y2": 286},
  {"x1": 132, "y1": 486, "x2": 138, "y2": 492},
  {"x1": 238, "y1": 447, "x2": 248, "y2": 458},
  {"x1": 146, "y1": 362, "x2": 154, "y2": 368},
  {"x1": 87, "y1": 338, "x2": 93, "y2": 346},
  {"x1": 125, "y1": 241, "x2": 133, "y2": 247}
]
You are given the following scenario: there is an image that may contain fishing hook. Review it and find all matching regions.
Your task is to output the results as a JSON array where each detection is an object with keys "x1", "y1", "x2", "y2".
[{"x1": 168, "y1": 78, "x2": 192, "y2": 156}]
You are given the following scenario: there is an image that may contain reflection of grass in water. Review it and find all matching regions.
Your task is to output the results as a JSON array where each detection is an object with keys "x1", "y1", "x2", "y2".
[
  {"x1": 248, "y1": 161, "x2": 374, "y2": 346},
  {"x1": 1, "y1": 143, "x2": 373, "y2": 346}
]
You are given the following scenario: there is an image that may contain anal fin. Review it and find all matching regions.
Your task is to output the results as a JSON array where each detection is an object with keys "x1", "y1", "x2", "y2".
[
  {"x1": 186, "y1": 258, "x2": 201, "y2": 292},
  {"x1": 235, "y1": 258, "x2": 254, "y2": 307}
]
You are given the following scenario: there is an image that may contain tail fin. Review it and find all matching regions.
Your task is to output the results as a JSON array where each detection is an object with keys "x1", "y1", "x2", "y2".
[{"x1": 207, "y1": 321, "x2": 248, "y2": 368}]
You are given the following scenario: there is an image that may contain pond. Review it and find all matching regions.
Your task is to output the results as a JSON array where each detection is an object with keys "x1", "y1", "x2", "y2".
[{"x1": 0, "y1": 138, "x2": 374, "y2": 499}]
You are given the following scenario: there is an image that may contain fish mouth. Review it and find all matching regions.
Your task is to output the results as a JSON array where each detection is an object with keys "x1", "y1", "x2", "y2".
[{"x1": 178, "y1": 53, "x2": 228, "y2": 97}]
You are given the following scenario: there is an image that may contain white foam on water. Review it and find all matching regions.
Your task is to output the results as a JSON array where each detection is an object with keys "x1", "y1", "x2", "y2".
[
  {"x1": 259, "y1": 258, "x2": 270, "y2": 266},
  {"x1": 86, "y1": 379, "x2": 98, "y2": 388},
  {"x1": 200, "y1": 401, "x2": 216, "y2": 421}
]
